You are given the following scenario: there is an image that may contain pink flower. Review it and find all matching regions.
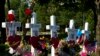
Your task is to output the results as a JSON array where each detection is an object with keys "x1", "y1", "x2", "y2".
[
  {"x1": 80, "y1": 52, "x2": 87, "y2": 56},
  {"x1": 80, "y1": 46, "x2": 87, "y2": 56}
]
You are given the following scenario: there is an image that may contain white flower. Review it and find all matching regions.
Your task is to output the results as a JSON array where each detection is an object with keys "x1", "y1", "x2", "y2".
[{"x1": 9, "y1": 47, "x2": 15, "y2": 54}]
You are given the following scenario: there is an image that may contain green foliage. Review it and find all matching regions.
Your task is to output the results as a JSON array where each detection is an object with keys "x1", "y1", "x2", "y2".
[
  {"x1": 18, "y1": 2, "x2": 27, "y2": 22},
  {"x1": 10, "y1": 0, "x2": 21, "y2": 9},
  {"x1": 0, "y1": 44, "x2": 10, "y2": 56},
  {"x1": 85, "y1": 9, "x2": 94, "y2": 31},
  {"x1": 2, "y1": 0, "x2": 96, "y2": 55},
  {"x1": 6, "y1": 0, "x2": 94, "y2": 32}
]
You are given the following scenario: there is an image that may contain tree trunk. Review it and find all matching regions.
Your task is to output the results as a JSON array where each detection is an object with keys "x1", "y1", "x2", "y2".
[
  {"x1": 96, "y1": 0, "x2": 100, "y2": 56},
  {"x1": 0, "y1": 0, "x2": 6, "y2": 44}
]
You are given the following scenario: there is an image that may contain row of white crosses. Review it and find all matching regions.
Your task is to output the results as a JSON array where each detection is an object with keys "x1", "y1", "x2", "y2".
[
  {"x1": 46, "y1": 15, "x2": 59, "y2": 56},
  {"x1": 2, "y1": 9, "x2": 58, "y2": 56},
  {"x1": 26, "y1": 13, "x2": 59, "y2": 56},
  {"x1": 65, "y1": 19, "x2": 90, "y2": 44},
  {"x1": 2, "y1": 10, "x2": 90, "y2": 56}
]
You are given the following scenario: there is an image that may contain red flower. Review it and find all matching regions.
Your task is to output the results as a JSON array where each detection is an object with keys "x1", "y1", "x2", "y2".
[
  {"x1": 7, "y1": 35, "x2": 21, "y2": 50},
  {"x1": 51, "y1": 38, "x2": 59, "y2": 48},
  {"x1": 7, "y1": 14, "x2": 15, "y2": 22},
  {"x1": 30, "y1": 36, "x2": 39, "y2": 48},
  {"x1": 25, "y1": 8, "x2": 32, "y2": 16}
]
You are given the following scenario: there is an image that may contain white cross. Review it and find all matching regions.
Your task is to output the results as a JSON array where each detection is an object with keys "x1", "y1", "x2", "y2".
[
  {"x1": 25, "y1": 12, "x2": 41, "y2": 56},
  {"x1": 26, "y1": 12, "x2": 41, "y2": 37},
  {"x1": 46, "y1": 15, "x2": 59, "y2": 38},
  {"x1": 65, "y1": 19, "x2": 77, "y2": 42},
  {"x1": 2, "y1": 21, "x2": 21, "y2": 54},
  {"x1": 2, "y1": 21, "x2": 21, "y2": 36},
  {"x1": 84, "y1": 22, "x2": 90, "y2": 39},
  {"x1": 46, "y1": 15, "x2": 59, "y2": 56}
]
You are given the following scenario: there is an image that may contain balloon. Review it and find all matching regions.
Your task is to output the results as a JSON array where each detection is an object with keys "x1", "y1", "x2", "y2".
[
  {"x1": 7, "y1": 14, "x2": 15, "y2": 22},
  {"x1": 51, "y1": 38, "x2": 59, "y2": 49},
  {"x1": 25, "y1": 8, "x2": 32, "y2": 16},
  {"x1": 7, "y1": 35, "x2": 21, "y2": 50},
  {"x1": 30, "y1": 36, "x2": 39, "y2": 48},
  {"x1": 77, "y1": 29, "x2": 82, "y2": 37}
]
